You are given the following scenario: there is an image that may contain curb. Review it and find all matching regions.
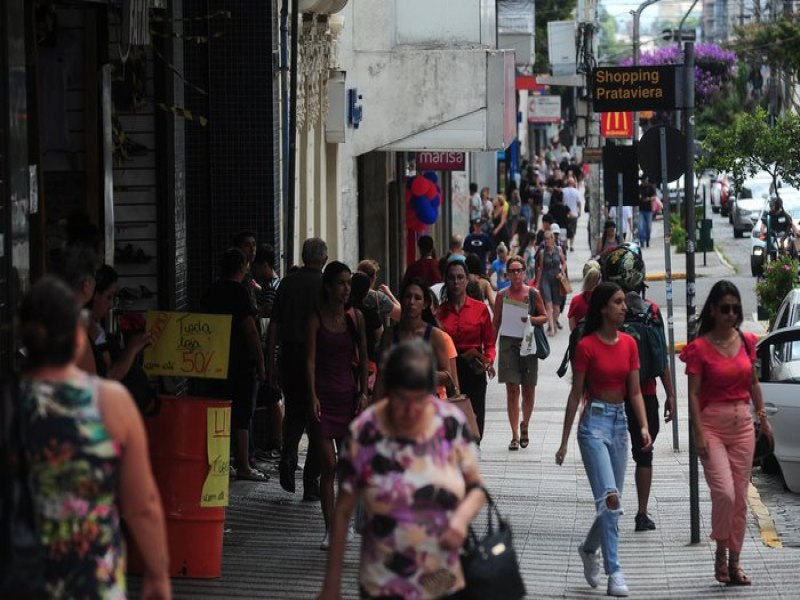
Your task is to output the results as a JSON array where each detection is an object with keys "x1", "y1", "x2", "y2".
[{"x1": 646, "y1": 272, "x2": 686, "y2": 281}]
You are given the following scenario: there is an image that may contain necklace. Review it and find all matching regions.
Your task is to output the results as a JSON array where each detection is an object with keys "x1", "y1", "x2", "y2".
[{"x1": 709, "y1": 331, "x2": 737, "y2": 348}]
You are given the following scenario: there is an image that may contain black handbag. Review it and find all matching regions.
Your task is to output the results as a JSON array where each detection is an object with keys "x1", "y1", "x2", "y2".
[
  {"x1": 529, "y1": 288, "x2": 550, "y2": 360},
  {"x1": 461, "y1": 489, "x2": 526, "y2": 600},
  {"x1": 0, "y1": 380, "x2": 47, "y2": 599}
]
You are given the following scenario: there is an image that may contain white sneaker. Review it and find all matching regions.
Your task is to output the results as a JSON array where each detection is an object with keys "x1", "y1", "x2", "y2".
[
  {"x1": 320, "y1": 531, "x2": 330, "y2": 551},
  {"x1": 607, "y1": 571, "x2": 629, "y2": 597},
  {"x1": 578, "y1": 544, "x2": 601, "y2": 588}
]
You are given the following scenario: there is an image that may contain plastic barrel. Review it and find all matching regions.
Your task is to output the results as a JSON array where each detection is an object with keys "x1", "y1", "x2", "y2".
[{"x1": 127, "y1": 396, "x2": 230, "y2": 578}]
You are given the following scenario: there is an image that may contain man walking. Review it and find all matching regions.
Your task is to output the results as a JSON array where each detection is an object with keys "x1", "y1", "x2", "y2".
[
  {"x1": 268, "y1": 237, "x2": 328, "y2": 500},
  {"x1": 638, "y1": 177, "x2": 656, "y2": 248}
]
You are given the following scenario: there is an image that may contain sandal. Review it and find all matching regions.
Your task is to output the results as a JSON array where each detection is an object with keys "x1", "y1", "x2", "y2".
[
  {"x1": 237, "y1": 467, "x2": 270, "y2": 482},
  {"x1": 714, "y1": 551, "x2": 729, "y2": 584},
  {"x1": 519, "y1": 426, "x2": 530, "y2": 449},
  {"x1": 727, "y1": 561, "x2": 751, "y2": 586},
  {"x1": 508, "y1": 438, "x2": 520, "y2": 451}
]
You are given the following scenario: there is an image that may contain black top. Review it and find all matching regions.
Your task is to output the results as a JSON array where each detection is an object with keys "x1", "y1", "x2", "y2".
[
  {"x1": 548, "y1": 202, "x2": 570, "y2": 229},
  {"x1": 464, "y1": 232, "x2": 494, "y2": 271},
  {"x1": 271, "y1": 266, "x2": 323, "y2": 344},
  {"x1": 203, "y1": 279, "x2": 258, "y2": 376},
  {"x1": 639, "y1": 183, "x2": 656, "y2": 213},
  {"x1": 761, "y1": 210, "x2": 794, "y2": 243}
]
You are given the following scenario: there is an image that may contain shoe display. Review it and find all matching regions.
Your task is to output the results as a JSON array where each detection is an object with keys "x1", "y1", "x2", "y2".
[
  {"x1": 578, "y1": 544, "x2": 601, "y2": 588},
  {"x1": 607, "y1": 571, "x2": 629, "y2": 597},
  {"x1": 634, "y1": 513, "x2": 656, "y2": 531},
  {"x1": 320, "y1": 531, "x2": 330, "y2": 551}
]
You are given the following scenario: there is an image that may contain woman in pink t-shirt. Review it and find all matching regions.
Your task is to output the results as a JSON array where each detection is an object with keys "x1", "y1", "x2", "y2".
[
  {"x1": 680, "y1": 280, "x2": 772, "y2": 586},
  {"x1": 556, "y1": 282, "x2": 652, "y2": 597}
]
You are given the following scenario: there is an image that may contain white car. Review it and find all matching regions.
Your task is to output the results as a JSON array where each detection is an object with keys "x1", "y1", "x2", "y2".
[
  {"x1": 729, "y1": 173, "x2": 775, "y2": 225},
  {"x1": 750, "y1": 192, "x2": 800, "y2": 276},
  {"x1": 757, "y1": 323, "x2": 800, "y2": 492}
]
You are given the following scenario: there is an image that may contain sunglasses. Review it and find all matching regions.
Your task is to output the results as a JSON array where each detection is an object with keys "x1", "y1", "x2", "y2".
[
  {"x1": 718, "y1": 303, "x2": 742, "y2": 315},
  {"x1": 507, "y1": 268, "x2": 524, "y2": 274}
]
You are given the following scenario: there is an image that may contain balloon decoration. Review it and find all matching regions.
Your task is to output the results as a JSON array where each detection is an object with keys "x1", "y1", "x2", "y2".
[{"x1": 405, "y1": 172, "x2": 441, "y2": 266}]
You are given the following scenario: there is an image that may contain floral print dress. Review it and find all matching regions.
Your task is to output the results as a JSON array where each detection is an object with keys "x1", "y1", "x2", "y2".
[
  {"x1": 339, "y1": 397, "x2": 479, "y2": 600},
  {"x1": 19, "y1": 375, "x2": 126, "y2": 599}
]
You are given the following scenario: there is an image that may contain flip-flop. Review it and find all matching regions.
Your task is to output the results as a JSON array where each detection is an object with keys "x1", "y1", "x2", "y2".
[
  {"x1": 508, "y1": 438, "x2": 519, "y2": 451},
  {"x1": 237, "y1": 467, "x2": 270, "y2": 482},
  {"x1": 520, "y1": 427, "x2": 530, "y2": 449}
]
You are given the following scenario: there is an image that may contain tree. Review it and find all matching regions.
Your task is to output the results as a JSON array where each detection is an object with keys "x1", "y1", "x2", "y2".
[
  {"x1": 700, "y1": 108, "x2": 800, "y2": 196},
  {"x1": 596, "y1": 6, "x2": 628, "y2": 65}
]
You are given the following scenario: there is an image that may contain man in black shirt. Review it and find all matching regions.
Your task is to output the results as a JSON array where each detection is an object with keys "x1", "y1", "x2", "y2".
[
  {"x1": 463, "y1": 219, "x2": 494, "y2": 274},
  {"x1": 204, "y1": 248, "x2": 266, "y2": 481},
  {"x1": 268, "y1": 237, "x2": 327, "y2": 498},
  {"x1": 761, "y1": 197, "x2": 799, "y2": 254},
  {"x1": 639, "y1": 177, "x2": 656, "y2": 247}
]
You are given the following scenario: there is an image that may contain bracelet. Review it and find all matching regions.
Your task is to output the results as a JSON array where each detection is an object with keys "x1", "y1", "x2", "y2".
[{"x1": 756, "y1": 408, "x2": 767, "y2": 420}]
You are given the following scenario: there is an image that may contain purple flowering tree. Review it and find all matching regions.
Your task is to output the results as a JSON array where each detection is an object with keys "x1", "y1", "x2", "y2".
[{"x1": 620, "y1": 44, "x2": 736, "y2": 107}]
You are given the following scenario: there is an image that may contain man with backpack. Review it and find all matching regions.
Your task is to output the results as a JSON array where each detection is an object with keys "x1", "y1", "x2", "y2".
[{"x1": 604, "y1": 244, "x2": 675, "y2": 531}]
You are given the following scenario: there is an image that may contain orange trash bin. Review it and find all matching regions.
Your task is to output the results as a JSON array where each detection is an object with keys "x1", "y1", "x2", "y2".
[{"x1": 128, "y1": 396, "x2": 231, "y2": 578}]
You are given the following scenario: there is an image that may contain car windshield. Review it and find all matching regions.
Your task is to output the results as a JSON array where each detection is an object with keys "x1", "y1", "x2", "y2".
[{"x1": 740, "y1": 181, "x2": 772, "y2": 199}]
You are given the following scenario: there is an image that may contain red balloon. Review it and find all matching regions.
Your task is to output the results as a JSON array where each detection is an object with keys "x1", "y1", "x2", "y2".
[{"x1": 411, "y1": 176, "x2": 428, "y2": 197}]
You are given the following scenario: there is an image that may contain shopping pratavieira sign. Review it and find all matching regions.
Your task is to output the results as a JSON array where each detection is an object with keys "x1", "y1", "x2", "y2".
[{"x1": 592, "y1": 65, "x2": 679, "y2": 112}]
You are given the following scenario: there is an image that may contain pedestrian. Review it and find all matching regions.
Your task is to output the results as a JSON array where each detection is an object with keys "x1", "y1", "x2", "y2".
[
  {"x1": 535, "y1": 230, "x2": 565, "y2": 336},
  {"x1": 349, "y1": 271, "x2": 384, "y2": 394},
  {"x1": 203, "y1": 248, "x2": 267, "y2": 481},
  {"x1": 469, "y1": 181, "x2": 482, "y2": 223},
  {"x1": 491, "y1": 194, "x2": 509, "y2": 249},
  {"x1": 568, "y1": 261, "x2": 601, "y2": 331},
  {"x1": 489, "y1": 242, "x2": 510, "y2": 291},
  {"x1": 403, "y1": 235, "x2": 442, "y2": 288},
  {"x1": 562, "y1": 178, "x2": 582, "y2": 252},
  {"x1": 306, "y1": 261, "x2": 369, "y2": 550},
  {"x1": 522, "y1": 231, "x2": 540, "y2": 285},
  {"x1": 319, "y1": 340, "x2": 486, "y2": 600},
  {"x1": 464, "y1": 253, "x2": 496, "y2": 312},
  {"x1": 448, "y1": 233, "x2": 466, "y2": 261},
  {"x1": 269, "y1": 237, "x2": 328, "y2": 499},
  {"x1": 608, "y1": 205, "x2": 633, "y2": 242},
  {"x1": 357, "y1": 259, "x2": 403, "y2": 324},
  {"x1": 596, "y1": 220, "x2": 620, "y2": 260},
  {"x1": 680, "y1": 280, "x2": 771, "y2": 586},
  {"x1": 437, "y1": 260, "x2": 496, "y2": 442},
  {"x1": 492, "y1": 256, "x2": 547, "y2": 451},
  {"x1": 555, "y1": 281, "x2": 652, "y2": 597},
  {"x1": 10, "y1": 277, "x2": 170, "y2": 599},
  {"x1": 375, "y1": 277, "x2": 458, "y2": 400},
  {"x1": 463, "y1": 219, "x2": 494, "y2": 274},
  {"x1": 639, "y1": 177, "x2": 656, "y2": 247}
]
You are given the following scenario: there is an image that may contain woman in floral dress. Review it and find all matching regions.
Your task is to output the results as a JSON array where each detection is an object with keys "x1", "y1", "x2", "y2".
[
  {"x1": 12, "y1": 277, "x2": 170, "y2": 599},
  {"x1": 319, "y1": 340, "x2": 486, "y2": 600}
]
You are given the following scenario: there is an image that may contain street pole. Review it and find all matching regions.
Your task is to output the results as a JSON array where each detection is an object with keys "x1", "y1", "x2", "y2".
[
  {"x1": 683, "y1": 40, "x2": 700, "y2": 545},
  {"x1": 658, "y1": 128, "x2": 679, "y2": 452},
  {"x1": 632, "y1": 0, "x2": 663, "y2": 140}
]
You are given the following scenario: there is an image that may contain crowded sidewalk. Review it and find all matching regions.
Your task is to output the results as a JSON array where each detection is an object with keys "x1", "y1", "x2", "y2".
[{"x1": 131, "y1": 214, "x2": 797, "y2": 599}]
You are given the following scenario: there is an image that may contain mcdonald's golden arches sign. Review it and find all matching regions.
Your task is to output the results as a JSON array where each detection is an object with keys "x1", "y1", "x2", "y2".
[{"x1": 601, "y1": 111, "x2": 633, "y2": 138}]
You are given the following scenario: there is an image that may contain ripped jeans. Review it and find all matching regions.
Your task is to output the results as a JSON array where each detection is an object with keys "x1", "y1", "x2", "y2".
[{"x1": 578, "y1": 400, "x2": 629, "y2": 575}]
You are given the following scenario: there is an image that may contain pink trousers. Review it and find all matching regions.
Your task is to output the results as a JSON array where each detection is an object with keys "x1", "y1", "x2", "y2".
[{"x1": 699, "y1": 401, "x2": 755, "y2": 553}]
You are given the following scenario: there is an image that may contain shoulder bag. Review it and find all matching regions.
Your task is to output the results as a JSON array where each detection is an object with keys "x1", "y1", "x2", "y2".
[
  {"x1": 525, "y1": 287, "x2": 550, "y2": 360},
  {"x1": 461, "y1": 488, "x2": 526, "y2": 600},
  {"x1": 0, "y1": 379, "x2": 47, "y2": 599}
]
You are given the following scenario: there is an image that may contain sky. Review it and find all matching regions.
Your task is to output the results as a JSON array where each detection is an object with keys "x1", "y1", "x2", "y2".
[{"x1": 601, "y1": 0, "x2": 703, "y2": 28}]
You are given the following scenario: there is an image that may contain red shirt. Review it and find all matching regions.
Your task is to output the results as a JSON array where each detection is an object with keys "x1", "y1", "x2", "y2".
[
  {"x1": 680, "y1": 332, "x2": 757, "y2": 409},
  {"x1": 437, "y1": 296, "x2": 496, "y2": 363},
  {"x1": 403, "y1": 257, "x2": 442, "y2": 288},
  {"x1": 567, "y1": 290, "x2": 592, "y2": 323},
  {"x1": 574, "y1": 332, "x2": 639, "y2": 399}
]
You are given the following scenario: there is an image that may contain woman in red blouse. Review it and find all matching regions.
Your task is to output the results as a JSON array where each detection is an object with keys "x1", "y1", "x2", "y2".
[
  {"x1": 680, "y1": 280, "x2": 772, "y2": 586},
  {"x1": 437, "y1": 260, "x2": 495, "y2": 442},
  {"x1": 556, "y1": 282, "x2": 652, "y2": 597}
]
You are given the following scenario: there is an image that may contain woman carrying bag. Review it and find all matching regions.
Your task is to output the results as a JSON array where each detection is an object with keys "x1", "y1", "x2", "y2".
[{"x1": 492, "y1": 256, "x2": 547, "y2": 451}]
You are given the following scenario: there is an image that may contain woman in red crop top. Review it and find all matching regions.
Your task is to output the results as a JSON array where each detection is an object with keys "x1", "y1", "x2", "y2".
[
  {"x1": 555, "y1": 282, "x2": 652, "y2": 596},
  {"x1": 680, "y1": 280, "x2": 771, "y2": 586}
]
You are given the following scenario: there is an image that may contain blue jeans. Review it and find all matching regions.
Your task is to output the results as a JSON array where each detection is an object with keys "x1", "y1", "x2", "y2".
[
  {"x1": 578, "y1": 401, "x2": 629, "y2": 575},
  {"x1": 638, "y1": 210, "x2": 653, "y2": 246}
]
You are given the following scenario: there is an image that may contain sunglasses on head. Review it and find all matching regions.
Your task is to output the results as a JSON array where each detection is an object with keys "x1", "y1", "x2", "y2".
[{"x1": 718, "y1": 303, "x2": 741, "y2": 315}]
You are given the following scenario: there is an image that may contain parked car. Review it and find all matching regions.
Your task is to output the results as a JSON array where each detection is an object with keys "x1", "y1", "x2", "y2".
[
  {"x1": 732, "y1": 196, "x2": 766, "y2": 238},
  {"x1": 750, "y1": 192, "x2": 800, "y2": 276},
  {"x1": 756, "y1": 324, "x2": 800, "y2": 492},
  {"x1": 709, "y1": 172, "x2": 731, "y2": 215},
  {"x1": 771, "y1": 289, "x2": 800, "y2": 333}
]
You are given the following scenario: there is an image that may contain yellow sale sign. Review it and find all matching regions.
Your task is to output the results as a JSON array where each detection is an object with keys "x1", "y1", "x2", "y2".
[
  {"x1": 143, "y1": 311, "x2": 231, "y2": 379},
  {"x1": 201, "y1": 406, "x2": 231, "y2": 507}
]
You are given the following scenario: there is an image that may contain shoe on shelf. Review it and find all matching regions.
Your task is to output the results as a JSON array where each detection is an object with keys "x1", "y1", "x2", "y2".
[
  {"x1": 634, "y1": 513, "x2": 656, "y2": 531},
  {"x1": 320, "y1": 531, "x2": 331, "y2": 551},
  {"x1": 578, "y1": 544, "x2": 601, "y2": 588},
  {"x1": 607, "y1": 571, "x2": 629, "y2": 597}
]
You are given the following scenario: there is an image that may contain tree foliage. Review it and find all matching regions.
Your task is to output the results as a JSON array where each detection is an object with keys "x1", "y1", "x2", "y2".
[{"x1": 700, "y1": 108, "x2": 800, "y2": 195}]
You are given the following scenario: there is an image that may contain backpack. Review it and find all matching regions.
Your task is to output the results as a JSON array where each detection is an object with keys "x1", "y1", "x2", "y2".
[
  {"x1": 620, "y1": 299, "x2": 668, "y2": 382},
  {"x1": 556, "y1": 318, "x2": 585, "y2": 378}
]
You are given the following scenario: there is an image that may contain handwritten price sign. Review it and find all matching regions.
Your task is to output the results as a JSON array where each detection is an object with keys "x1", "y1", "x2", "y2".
[{"x1": 143, "y1": 311, "x2": 232, "y2": 379}]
